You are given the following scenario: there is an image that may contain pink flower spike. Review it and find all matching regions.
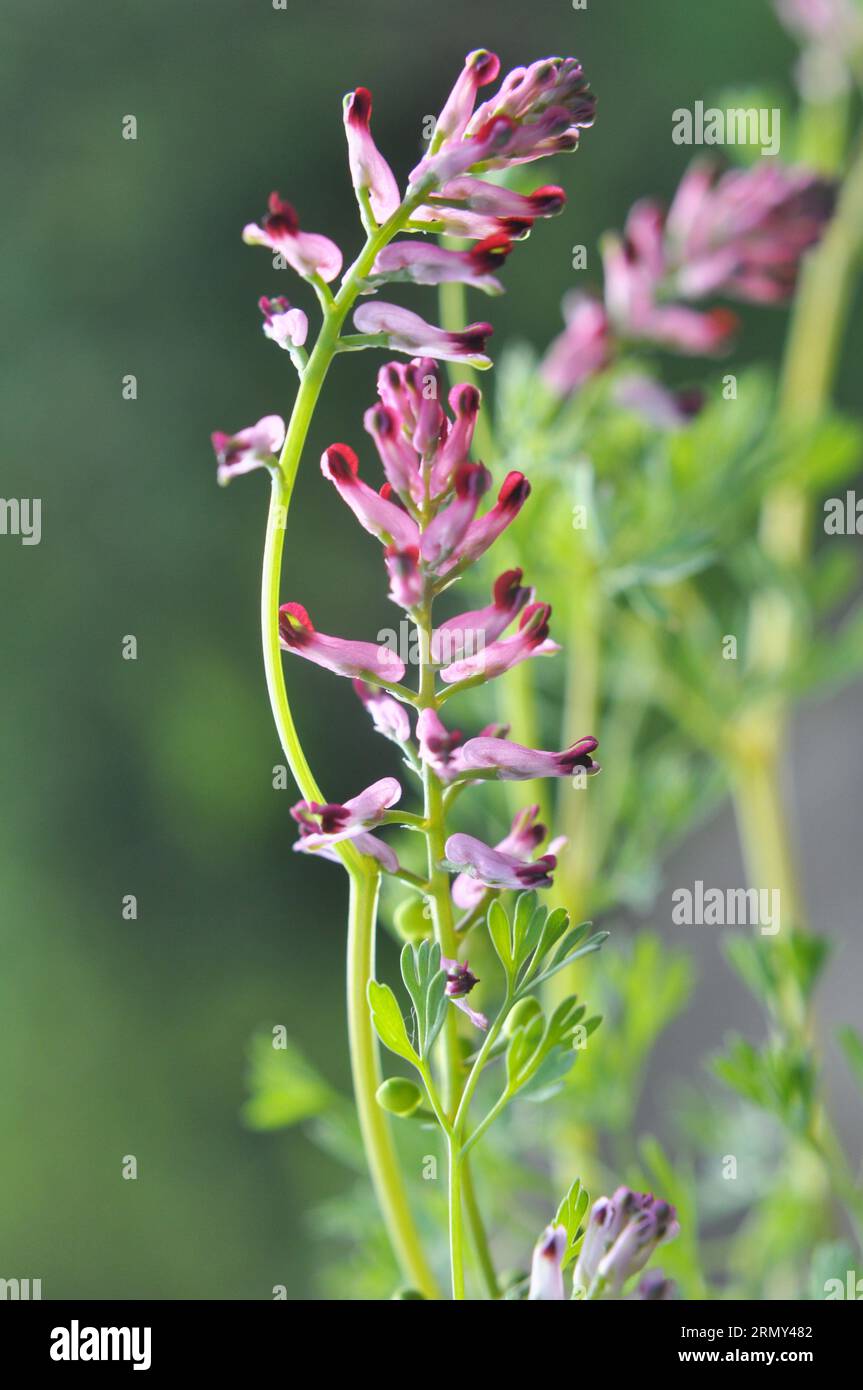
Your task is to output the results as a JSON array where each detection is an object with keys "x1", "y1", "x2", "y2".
[
  {"x1": 420, "y1": 462, "x2": 491, "y2": 569},
  {"x1": 242, "y1": 193, "x2": 343, "y2": 283},
  {"x1": 321, "y1": 444, "x2": 420, "y2": 549},
  {"x1": 353, "y1": 303, "x2": 493, "y2": 369},
  {"x1": 433, "y1": 49, "x2": 501, "y2": 147},
  {"x1": 343, "y1": 87, "x2": 401, "y2": 225},
  {"x1": 385, "y1": 544, "x2": 424, "y2": 610},
  {"x1": 431, "y1": 569, "x2": 533, "y2": 664},
  {"x1": 278, "y1": 602, "x2": 405, "y2": 682},
  {"x1": 211, "y1": 414, "x2": 285, "y2": 487},
  {"x1": 445, "y1": 831, "x2": 559, "y2": 894},
  {"x1": 439, "y1": 600, "x2": 559, "y2": 685},
  {"x1": 416, "y1": 708, "x2": 466, "y2": 784},
  {"x1": 258, "y1": 296, "x2": 309, "y2": 351},
  {"x1": 439, "y1": 471, "x2": 531, "y2": 574},
  {"x1": 540, "y1": 292, "x2": 613, "y2": 396},
  {"x1": 353, "y1": 679, "x2": 412, "y2": 744},
  {"x1": 370, "y1": 234, "x2": 513, "y2": 295},
  {"x1": 460, "y1": 734, "x2": 600, "y2": 781},
  {"x1": 528, "y1": 1225, "x2": 567, "y2": 1301},
  {"x1": 291, "y1": 776, "x2": 401, "y2": 852}
]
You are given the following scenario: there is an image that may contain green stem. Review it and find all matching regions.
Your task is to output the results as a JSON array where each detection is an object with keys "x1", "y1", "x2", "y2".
[
  {"x1": 347, "y1": 869, "x2": 440, "y2": 1297},
  {"x1": 260, "y1": 188, "x2": 440, "y2": 1296},
  {"x1": 462, "y1": 1161, "x2": 500, "y2": 1299},
  {"x1": 448, "y1": 1140, "x2": 466, "y2": 1300}
]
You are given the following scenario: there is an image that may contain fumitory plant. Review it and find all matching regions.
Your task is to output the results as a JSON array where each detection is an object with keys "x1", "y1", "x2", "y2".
[{"x1": 213, "y1": 49, "x2": 682, "y2": 1300}]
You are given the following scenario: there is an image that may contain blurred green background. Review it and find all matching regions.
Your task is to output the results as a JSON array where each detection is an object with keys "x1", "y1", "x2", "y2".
[{"x1": 1, "y1": 0, "x2": 860, "y2": 1298}]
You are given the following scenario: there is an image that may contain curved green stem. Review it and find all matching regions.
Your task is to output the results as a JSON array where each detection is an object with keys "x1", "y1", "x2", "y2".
[
  {"x1": 260, "y1": 188, "x2": 440, "y2": 1297},
  {"x1": 347, "y1": 869, "x2": 440, "y2": 1297}
]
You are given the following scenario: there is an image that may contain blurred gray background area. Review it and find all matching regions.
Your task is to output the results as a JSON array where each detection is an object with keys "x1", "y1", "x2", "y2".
[{"x1": 0, "y1": 0, "x2": 859, "y2": 1296}]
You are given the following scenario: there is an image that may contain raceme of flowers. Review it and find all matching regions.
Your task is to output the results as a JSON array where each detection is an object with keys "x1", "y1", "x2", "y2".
[{"x1": 540, "y1": 158, "x2": 835, "y2": 396}]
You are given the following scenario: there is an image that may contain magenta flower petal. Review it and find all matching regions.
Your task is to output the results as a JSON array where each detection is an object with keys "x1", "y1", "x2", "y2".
[
  {"x1": 417, "y1": 708, "x2": 466, "y2": 784},
  {"x1": 258, "y1": 296, "x2": 308, "y2": 351},
  {"x1": 371, "y1": 234, "x2": 513, "y2": 295},
  {"x1": 384, "y1": 544, "x2": 424, "y2": 610},
  {"x1": 343, "y1": 87, "x2": 401, "y2": 224},
  {"x1": 440, "y1": 600, "x2": 558, "y2": 685},
  {"x1": 540, "y1": 292, "x2": 613, "y2": 396},
  {"x1": 445, "y1": 832, "x2": 558, "y2": 893},
  {"x1": 354, "y1": 302, "x2": 493, "y2": 368},
  {"x1": 211, "y1": 414, "x2": 285, "y2": 486},
  {"x1": 528, "y1": 1225, "x2": 567, "y2": 1301},
  {"x1": 295, "y1": 829, "x2": 399, "y2": 875},
  {"x1": 291, "y1": 776, "x2": 401, "y2": 853},
  {"x1": 321, "y1": 444, "x2": 420, "y2": 550},
  {"x1": 432, "y1": 569, "x2": 533, "y2": 664},
  {"x1": 429, "y1": 383, "x2": 482, "y2": 496},
  {"x1": 438, "y1": 471, "x2": 531, "y2": 574},
  {"x1": 279, "y1": 602, "x2": 405, "y2": 682},
  {"x1": 420, "y1": 462, "x2": 491, "y2": 569},
  {"x1": 353, "y1": 679, "x2": 412, "y2": 744},
  {"x1": 461, "y1": 734, "x2": 600, "y2": 781},
  {"x1": 242, "y1": 193, "x2": 343, "y2": 283},
  {"x1": 432, "y1": 49, "x2": 501, "y2": 147}
]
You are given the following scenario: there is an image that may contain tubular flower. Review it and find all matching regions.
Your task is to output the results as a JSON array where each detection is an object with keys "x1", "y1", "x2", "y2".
[
  {"x1": 353, "y1": 679, "x2": 411, "y2": 744},
  {"x1": 296, "y1": 829, "x2": 399, "y2": 875},
  {"x1": 384, "y1": 544, "x2": 424, "y2": 610},
  {"x1": 258, "y1": 296, "x2": 308, "y2": 351},
  {"x1": 242, "y1": 193, "x2": 343, "y2": 282},
  {"x1": 353, "y1": 302, "x2": 493, "y2": 368},
  {"x1": 416, "y1": 708, "x2": 466, "y2": 784},
  {"x1": 665, "y1": 161, "x2": 836, "y2": 304},
  {"x1": 460, "y1": 734, "x2": 600, "y2": 781},
  {"x1": 343, "y1": 87, "x2": 401, "y2": 225},
  {"x1": 437, "y1": 472, "x2": 531, "y2": 575},
  {"x1": 370, "y1": 234, "x2": 514, "y2": 294},
  {"x1": 278, "y1": 602, "x2": 405, "y2": 682},
  {"x1": 573, "y1": 1189, "x2": 680, "y2": 1298},
  {"x1": 291, "y1": 776, "x2": 401, "y2": 852},
  {"x1": 441, "y1": 956, "x2": 488, "y2": 1030},
  {"x1": 540, "y1": 292, "x2": 613, "y2": 395},
  {"x1": 364, "y1": 367, "x2": 482, "y2": 506},
  {"x1": 613, "y1": 373, "x2": 705, "y2": 430},
  {"x1": 602, "y1": 225, "x2": 738, "y2": 355},
  {"x1": 420, "y1": 463, "x2": 491, "y2": 568},
  {"x1": 528, "y1": 1224, "x2": 567, "y2": 1300},
  {"x1": 321, "y1": 444, "x2": 420, "y2": 550},
  {"x1": 446, "y1": 829, "x2": 559, "y2": 898},
  {"x1": 211, "y1": 414, "x2": 285, "y2": 486},
  {"x1": 439, "y1": 600, "x2": 558, "y2": 685},
  {"x1": 431, "y1": 569, "x2": 533, "y2": 665}
]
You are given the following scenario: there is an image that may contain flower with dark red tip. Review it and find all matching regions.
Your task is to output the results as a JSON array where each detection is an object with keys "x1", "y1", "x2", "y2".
[
  {"x1": 420, "y1": 462, "x2": 491, "y2": 568},
  {"x1": 343, "y1": 87, "x2": 401, "y2": 225},
  {"x1": 370, "y1": 234, "x2": 513, "y2": 295},
  {"x1": 243, "y1": 193, "x2": 343, "y2": 282},
  {"x1": 449, "y1": 806, "x2": 551, "y2": 911},
  {"x1": 416, "y1": 708, "x2": 466, "y2": 784},
  {"x1": 460, "y1": 734, "x2": 600, "y2": 781},
  {"x1": 353, "y1": 303, "x2": 493, "y2": 368},
  {"x1": 438, "y1": 471, "x2": 531, "y2": 575},
  {"x1": 540, "y1": 292, "x2": 613, "y2": 396},
  {"x1": 384, "y1": 545, "x2": 424, "y2": 610},
  {"x1": 211, "y1": 414, "x2": 285, "y2": 486},
  {"x1": 441, "y1": 955, "x2": 488, "y2": 1030},
  {"x1": 431, "y1": 569, "x2": 533, "y2": 665},
  {"x1": 278, "y1": 602, "x2": 405, "y2": 682},
  {"x1": 440, "y1": 600, "x2": 558, "y2": 685},
  {"x1": 528, "y1": 1225, "x2": 567, "y2": 1300},
  {"x1": 258, "y1": 296, "x2": 308, "y2": 352},
  {"x1": 321, "y1": 443, "x2": 420, "y2": 549},
  {"x1": 291, "y1": 776, "x2": 401, "y2": 853},
  {"x1": 446, "y1": 828, "x2": 559, "y2": 896}
]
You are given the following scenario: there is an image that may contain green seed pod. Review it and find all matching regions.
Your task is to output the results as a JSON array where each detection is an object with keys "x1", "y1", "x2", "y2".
[
  {"x1": 504, "y1": 996, "x2": 542, "y2": 1036},
  {"x1": 376, "y1": 1076, "x2": 424, "y2": 1117},
  {"x1": 393, "y1": 896, "x2": 432, "y2": 943},
  {"x1": 391, "y1": 1287, "x2": 425, "y2": 1299}
]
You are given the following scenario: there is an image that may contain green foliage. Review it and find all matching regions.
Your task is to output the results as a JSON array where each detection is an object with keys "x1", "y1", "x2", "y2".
[
  {"x1": 486, "y1": 891, "x2": 608, "y2": 998},
  {"x1": 553, "y1": 1177, "x2": 590, "y2": 1271},
  {"x1": 399, "y1": 940, "x2": 449, "y2": 1061},
  {"x1": 367, "y1": 980, "x2": 420, "y2": 1067},
  {"x1": 242, "y1": 1032, "x2": 334, "y2": 1131},
  {"x1": 711, "y1": 1035, "x2": 817, "y2": 1133}
]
